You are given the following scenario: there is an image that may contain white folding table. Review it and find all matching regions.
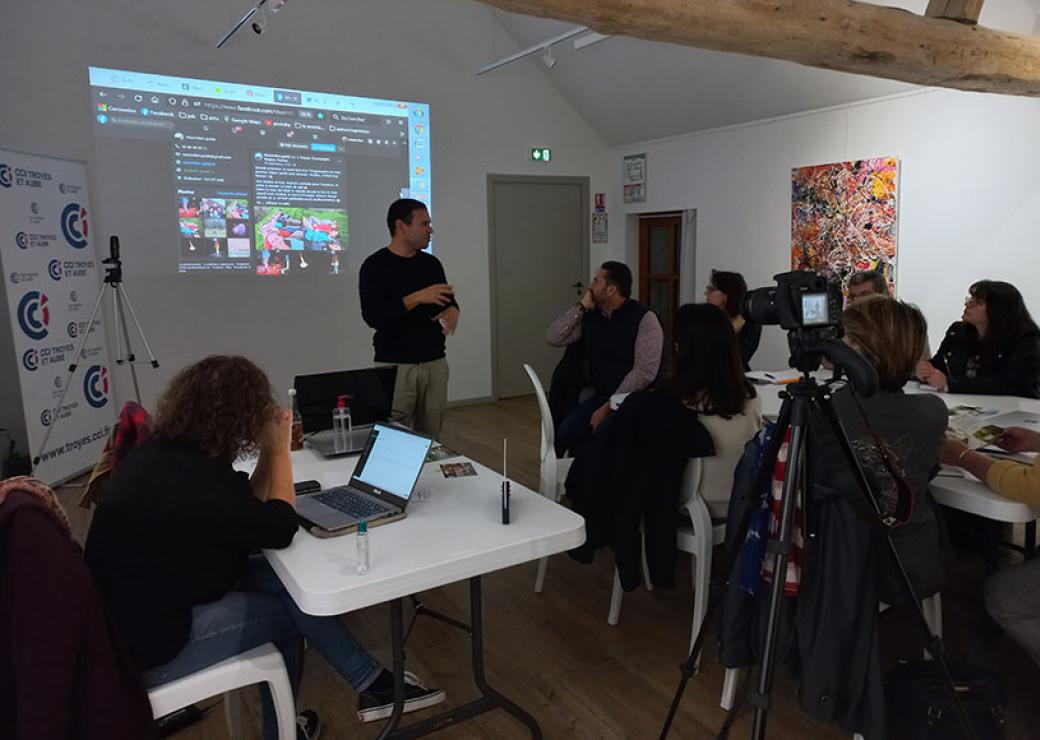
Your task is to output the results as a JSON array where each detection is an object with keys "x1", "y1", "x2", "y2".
[
  {"x1": 240, "y1": 448, "x2": 586, "y2": 738},
  {"x1": 754, "y1": 374, "x2": 1040, "y2": 547}
]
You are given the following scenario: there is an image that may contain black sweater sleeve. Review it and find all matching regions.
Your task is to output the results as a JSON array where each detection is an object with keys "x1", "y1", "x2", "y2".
[
  {"x1": 359, "y1": 254, "x2": 409, "y2": 331},
  {"x1": 927, "y1": 323, "x2": 961, "y2": 373},
  {"x1": 183, "y1": 469, "x2": 298, "y2": 551},
  {"x1": 358, "y1": 253, "x2": 458, "y2": 331}
]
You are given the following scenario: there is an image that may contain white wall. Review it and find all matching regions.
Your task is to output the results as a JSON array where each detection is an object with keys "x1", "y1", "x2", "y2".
[
  {"x1": 0, "y1": 0, "x2": 615, "y2": 407},
  {"x1": 615, "y1": 89, "x2": 1040, "y2": 370}
]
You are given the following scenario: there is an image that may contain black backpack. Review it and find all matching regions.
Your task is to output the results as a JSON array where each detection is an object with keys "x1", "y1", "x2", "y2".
[{"x1": 885, "y1": 659, "x2": 1007, "y2": 740}]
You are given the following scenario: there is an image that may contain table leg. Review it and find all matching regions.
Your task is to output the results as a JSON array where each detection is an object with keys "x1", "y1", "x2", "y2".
[
  {"x1": 1026, "y1": 521, "x2": 1036, "y2": 558},
  {"x1": 381, "y1": 576, "x2": 542, "y2": 739},
  {"x1": 374, "y1": 598, "x2": 407, "y2": 739}
]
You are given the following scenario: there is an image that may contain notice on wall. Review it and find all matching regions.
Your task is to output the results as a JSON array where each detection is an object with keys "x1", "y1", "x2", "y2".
[
  {"x1": 0, "y1": 149, "x2": 113, "y2": 484},
  {"x1": 592, "y1": 212, "x2": 608, "y2": 244},
  {"x1": 623, "y1": 153, "x2": 646, "y2": 203}
]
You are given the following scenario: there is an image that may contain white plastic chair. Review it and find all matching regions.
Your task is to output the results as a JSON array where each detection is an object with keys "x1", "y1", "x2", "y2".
[
  {"x1": 147, "y1": 642, "x2": 296, "y2": 740},
  {"x1": 524, "y1": 363, "x2": 575, "y2": 593},
  {"x1": 607, "y1": 459, "x2": 727, "y2": 663}
]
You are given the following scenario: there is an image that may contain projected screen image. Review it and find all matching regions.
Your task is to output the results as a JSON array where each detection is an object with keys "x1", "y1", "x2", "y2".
[{"x1": 89, "y1": 67, "x2": 430, "y2": 278}]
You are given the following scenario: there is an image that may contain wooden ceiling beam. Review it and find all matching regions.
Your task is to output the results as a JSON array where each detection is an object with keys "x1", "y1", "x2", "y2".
[
  {"x1": 926, "y1": 1, "x2": 985, "y2": 26},
  {"x1": 477, "y1": 0, "x2": 1040, "y2": 97}
]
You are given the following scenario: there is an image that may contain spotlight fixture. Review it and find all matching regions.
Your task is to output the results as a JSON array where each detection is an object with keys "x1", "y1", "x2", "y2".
[
  {"x1": 541, "y1": 46, "x2": 557, "y2": 69},
  {"x1": 216, "y1": 0, "x2": 295, "y2": 48}
]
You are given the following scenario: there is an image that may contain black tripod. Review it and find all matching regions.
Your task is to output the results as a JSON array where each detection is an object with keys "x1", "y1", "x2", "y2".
[
  {"x1": 32, "y1": 235, "x2": 159, "y2": 471},
  {"x1": 660, "y1": 341, "x2": 975, "y2": 740}
]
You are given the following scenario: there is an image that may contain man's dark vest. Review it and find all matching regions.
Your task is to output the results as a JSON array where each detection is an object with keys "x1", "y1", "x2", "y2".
[{"x1": 581, "y1": 299, "x2": 650, "y2": 396}]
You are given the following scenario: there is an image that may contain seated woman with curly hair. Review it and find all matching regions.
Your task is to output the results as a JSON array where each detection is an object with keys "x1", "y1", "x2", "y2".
[{"x1": 85, "y1": 356, "x2": 443, "y2": 740}]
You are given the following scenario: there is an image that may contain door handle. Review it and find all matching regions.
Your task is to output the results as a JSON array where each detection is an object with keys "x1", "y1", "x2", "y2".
[{"x1": 571, "y1": 282, "x2": 583, "y2": 288}]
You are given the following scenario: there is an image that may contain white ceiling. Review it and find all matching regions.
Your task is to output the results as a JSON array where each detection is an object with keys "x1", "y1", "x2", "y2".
[{"x1": 486, "y1": 0, "x2": 1040, "y2": 147}]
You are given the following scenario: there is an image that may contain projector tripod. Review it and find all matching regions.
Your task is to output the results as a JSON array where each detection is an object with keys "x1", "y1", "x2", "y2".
[{"x1": 33, "y1": 236, "x2": 159, "y2": 471}]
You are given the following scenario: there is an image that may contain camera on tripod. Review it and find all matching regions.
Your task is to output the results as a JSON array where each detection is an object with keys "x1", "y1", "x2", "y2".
[
  {"x1": 742, "y1": 270, "x2": 845, "y2": 373},
  {"x1": 102, "y1": 236, "x2": 122, "y2": 284},
  {"x1": 742, "y1": 269, "x2": 843, "y2": 333}
]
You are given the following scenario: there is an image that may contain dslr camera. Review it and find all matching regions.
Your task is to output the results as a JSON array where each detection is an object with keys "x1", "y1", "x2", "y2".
[
  {"x1": 743, "y1": 270, "x2": 845, "y2": 372},
  {"x1": 742, "y1": 270, "x2": 842, "y2": 332}
]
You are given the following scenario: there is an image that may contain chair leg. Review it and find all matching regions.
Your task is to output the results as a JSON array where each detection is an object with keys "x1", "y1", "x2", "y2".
[
  {"x1": 224, "y1": 689, "x2": 243, "y2": 739},
  {"x1": 922, "y1": 592, "x2": 943, "y2": 660},
  {"x1": 607, "y1": 569, "x2": 624, "y2": 625},
  {"x1": 268, "y1": 673, "x2": 298, "y2": 740},
  {"x1": 641, "y1": 532, "x2": 654, "y2": 592},
  {"x1": 690, "y1": 543, "x2": 712, "y2": 666},
  {"x1": 720, "y1": 667, "x2": 740, "y2": 710},
  {"x1": 534, "y1": 556, "x2": 549, "y2": 593}
]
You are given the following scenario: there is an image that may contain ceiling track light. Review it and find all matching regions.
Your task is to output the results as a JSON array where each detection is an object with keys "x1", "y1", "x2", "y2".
[
  {"x1": 478, "y1": 25, "x2": 591, "y2": 76},
  {"x1": 216, "y1": 0, "x2": 295, "y2": 49}
]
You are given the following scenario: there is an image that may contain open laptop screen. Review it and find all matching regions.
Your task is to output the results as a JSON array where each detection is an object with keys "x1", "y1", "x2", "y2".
[
  {"x1": 352, "y1": 424, "x2": 432, "y2": 502},
  {"x1": 293, "y1": 366, "x2": 397, "y2": 433}
]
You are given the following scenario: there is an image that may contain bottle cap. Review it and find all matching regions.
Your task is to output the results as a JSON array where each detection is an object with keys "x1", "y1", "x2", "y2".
[{"x1": 357, "y1": 520, "x2": 367, "y2": 534}]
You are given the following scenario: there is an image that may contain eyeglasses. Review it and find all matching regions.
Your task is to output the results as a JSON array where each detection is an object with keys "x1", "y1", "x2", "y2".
[
  {"x1": 705, "y1": 285, "x2": 720, "y2": 293},
  {"x1": 964, "y1": 296, "x2": 985, "y2": 307}
]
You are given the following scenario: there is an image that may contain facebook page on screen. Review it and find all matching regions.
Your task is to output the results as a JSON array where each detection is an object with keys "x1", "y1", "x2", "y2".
[{"x1": 89, "y1": 67, "x2": 431, "y2": 277}]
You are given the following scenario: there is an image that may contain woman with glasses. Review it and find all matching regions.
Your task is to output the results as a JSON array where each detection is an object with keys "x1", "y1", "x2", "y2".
[
  {"x1": 704, "y1": 270, "x2": 761, "y2": 370},
  {"x1": 917, "y1": 280, "x2": 1040, "y2": 398}
]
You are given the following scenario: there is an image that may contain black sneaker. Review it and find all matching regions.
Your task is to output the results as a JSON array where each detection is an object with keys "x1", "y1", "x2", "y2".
[
  {"x1": 357, "y1": 671, "x2": 446, "y2": 722},
  {"x1": 296, "y1": 709, "x2": 322, "y2": 739}
]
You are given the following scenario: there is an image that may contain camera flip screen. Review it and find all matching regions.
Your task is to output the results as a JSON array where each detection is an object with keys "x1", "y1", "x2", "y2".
[{"x1": 801, "y1": 292, "x2": 830, "y2": 326}]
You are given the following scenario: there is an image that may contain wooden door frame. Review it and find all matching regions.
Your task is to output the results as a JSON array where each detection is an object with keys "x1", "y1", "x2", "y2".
[
  {"x1": 637, "y1": 213, "x2": 682, "y2": 338},
  {"x1": 486, "y1": 174, "x2": 590, "y2": 401}
]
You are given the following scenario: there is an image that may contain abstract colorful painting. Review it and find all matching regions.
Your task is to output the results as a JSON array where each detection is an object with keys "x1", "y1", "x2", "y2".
[{"x1": 791, "y1": 157, "x2": 899, "y2": 295}]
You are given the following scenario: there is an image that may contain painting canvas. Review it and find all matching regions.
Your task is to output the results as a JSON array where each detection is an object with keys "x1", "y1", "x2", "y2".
[{"x1": 791, "y1": 157, "x2": 899, "y2": 294}]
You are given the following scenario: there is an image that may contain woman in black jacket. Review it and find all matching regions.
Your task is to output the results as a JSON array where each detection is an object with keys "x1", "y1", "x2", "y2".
[{"x1": 917, "y1": 280, "x2": 1040, "y2": 398}]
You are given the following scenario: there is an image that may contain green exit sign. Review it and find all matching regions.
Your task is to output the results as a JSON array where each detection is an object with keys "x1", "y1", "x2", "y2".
[{"x1": 531, "y1": 147, "x2": 552, "y2": 162}]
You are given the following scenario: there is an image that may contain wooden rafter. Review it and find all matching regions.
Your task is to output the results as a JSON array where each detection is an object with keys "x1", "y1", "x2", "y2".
[{"x1": 477, "y1": 0, "x2": 1040, "y2": 97}]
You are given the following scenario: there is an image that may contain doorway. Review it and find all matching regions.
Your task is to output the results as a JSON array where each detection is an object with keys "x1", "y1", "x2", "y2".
[
  {"x1": 638, "y1": 214, "x2": 682, "y2": 341},
  {"x1": 488, "y1": 175, "x2": 589, "y2": 399}
]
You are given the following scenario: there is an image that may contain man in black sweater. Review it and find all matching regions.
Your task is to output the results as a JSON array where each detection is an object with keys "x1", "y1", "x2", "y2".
[{"x1": 359, "y1": 199, "x2": 459, "y2": 436}]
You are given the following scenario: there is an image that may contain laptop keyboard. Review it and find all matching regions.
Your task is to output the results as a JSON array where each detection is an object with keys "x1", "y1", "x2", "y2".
[{"x1": 315, "y1": 487, "x2": 392, "y2": 519}]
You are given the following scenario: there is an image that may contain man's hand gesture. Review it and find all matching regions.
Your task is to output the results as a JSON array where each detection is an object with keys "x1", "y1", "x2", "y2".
[
  {"x1": 434, "y1": 306, "x2": 460, "y2": 335},
  {"x1": 405, "y1": 283, "x2": 454, "y2": 310}
]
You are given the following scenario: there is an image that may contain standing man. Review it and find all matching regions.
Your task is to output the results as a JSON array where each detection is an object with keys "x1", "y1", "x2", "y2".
[
  {"x1": 359, "y1": 199, "x2": 458, "y2": 437},
  {"x1": 546, "y1": 261, "x2": 663, "y2": 455}
]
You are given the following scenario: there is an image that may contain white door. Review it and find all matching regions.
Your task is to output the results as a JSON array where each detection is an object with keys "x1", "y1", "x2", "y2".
[{"x1": 489, "y1": 176, "x2": 589, "y2": 399}]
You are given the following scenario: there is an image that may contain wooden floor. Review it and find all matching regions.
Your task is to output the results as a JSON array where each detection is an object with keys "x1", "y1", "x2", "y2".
[{"x1": 56, "y1": 395, "x2": 1040, "y2": 739}]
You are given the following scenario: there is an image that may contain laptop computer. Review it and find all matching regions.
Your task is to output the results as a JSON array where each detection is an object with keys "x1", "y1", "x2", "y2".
[
  {"x1": 296, "y1": 423, "x2": 433, "y2": 534},
  {"x1": 294, "y1": 366, "x2": 397, "y2": 456}
]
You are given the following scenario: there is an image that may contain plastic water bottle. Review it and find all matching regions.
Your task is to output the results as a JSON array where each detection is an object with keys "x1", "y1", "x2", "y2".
[
  {"x1": 356, "y1": 520, "x2": 369, "y2": 574},
  {"x1": 332, "y1": 394, "x2": 352, "y2": 453},
  {"x1": 288, "y1": 388, "x2": 303, "y2": 451}
]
